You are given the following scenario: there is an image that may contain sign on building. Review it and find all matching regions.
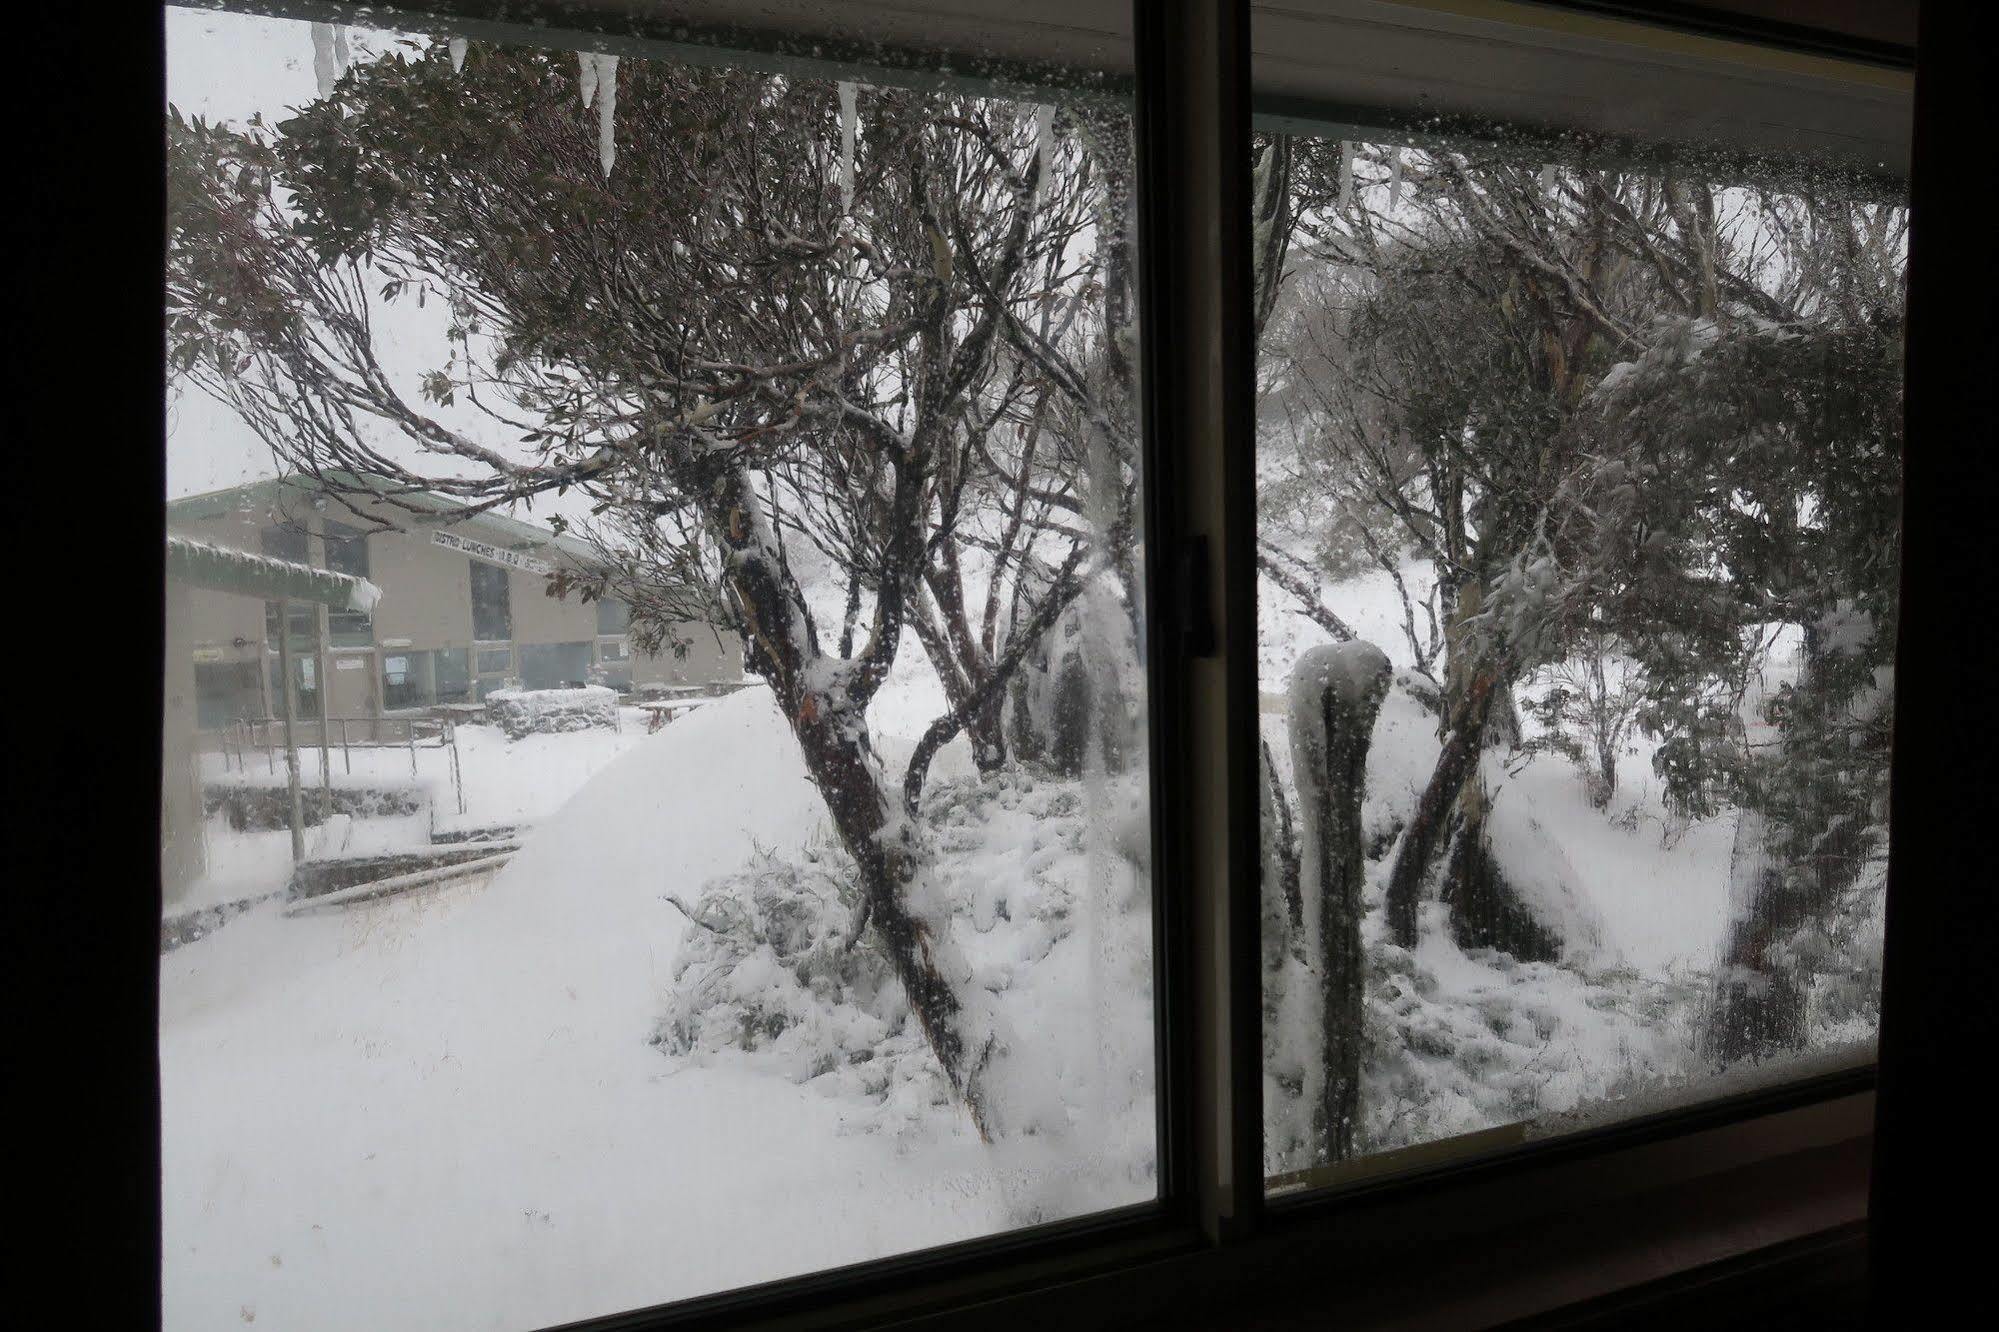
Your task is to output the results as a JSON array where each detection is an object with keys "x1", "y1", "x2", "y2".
[{"x1": 432, "y1": 529, "x2": 555, "y2": 575}]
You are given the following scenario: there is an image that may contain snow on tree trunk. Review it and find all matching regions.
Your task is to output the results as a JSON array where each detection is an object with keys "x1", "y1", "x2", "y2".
[
  {"x1": 310, "y1": 23, "x2": 349, "y2": 99},
  {"x1": 837, "y1": 81, "x2": 858, "y2": 217},
  {"x1": 1287, "y1": 641, "x2": 1391, "y2": 1163},
  {"x1": 1259, "y1": 738, "x2": 1303, "y2": 977},
  {"x1": 1032, "y1": 105, "x2": 1055, "y2": 203}
]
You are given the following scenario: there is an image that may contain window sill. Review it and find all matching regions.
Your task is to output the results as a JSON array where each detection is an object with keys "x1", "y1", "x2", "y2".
[{"x1": 882, "y1": 1087, "x2": 1872, "y2": 1330}]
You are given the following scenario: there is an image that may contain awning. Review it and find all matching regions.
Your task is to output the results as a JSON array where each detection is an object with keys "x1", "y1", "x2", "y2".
[{"x1": 166, "y1": 535, "x2": 383, "y2": 612}]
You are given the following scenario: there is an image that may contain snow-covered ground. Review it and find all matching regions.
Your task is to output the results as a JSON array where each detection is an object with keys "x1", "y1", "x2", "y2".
[{"x1": 161, "y1": 660, "x2": 1145, "y2": 1329}]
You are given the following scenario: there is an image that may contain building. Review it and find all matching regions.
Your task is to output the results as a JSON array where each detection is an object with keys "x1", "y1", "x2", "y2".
[
  {"x1": 161, "y1": 533, "x2": 381, "y2": 901},
  {"x1": 165, "y1": 472, "x2": 744, "y2": 730}
]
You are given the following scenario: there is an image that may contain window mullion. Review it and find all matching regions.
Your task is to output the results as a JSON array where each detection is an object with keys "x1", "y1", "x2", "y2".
[{"x1": 1133, "y1": 0, "x2": 1264, "y2": 1244}]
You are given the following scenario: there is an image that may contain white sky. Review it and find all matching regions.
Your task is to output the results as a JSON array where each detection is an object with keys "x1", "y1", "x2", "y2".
[{"x1": 167, "y1": 7, "x2": 401, "y2": 500}]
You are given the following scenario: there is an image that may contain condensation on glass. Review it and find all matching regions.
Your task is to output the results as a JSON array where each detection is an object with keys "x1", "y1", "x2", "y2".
[
  {"x1": 1252, "y1": 123, "x2": 1905, "y2": 1191},
  {"x1": 159, "y1": 6, "x2": 1153, "y2": 1327}
]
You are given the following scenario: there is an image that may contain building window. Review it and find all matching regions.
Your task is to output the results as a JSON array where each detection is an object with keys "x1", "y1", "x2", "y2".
[
  {"x1": 385, "y1": 647, "x2": 479, "y2": 711},
  {"x1": 193, "y1": 660, "x2": 262, "y2": 730},
  {"x1": 469, "y1": 559, "x2": 511, "y2": 642},
  {"x1": 324, "y1": 519, "x2": 373, "y2": 647},
  {"x1": 380, "y1": 651, "x2": 425, "y2": 711},
  {"x1": 266, "y1": 653, "x2": 321, "y2": 722},
  {"x1": 259, "y1": 522, "x2": 306, "y2": 564},
  {"x1": 595, "y1": 596, "x2": 631, "y2": 636},
  {"x1": 259, "y1": 524, "x2": 318, "y2": 650},
  {"x1": 435, "y1": 647, "x2": 471, "y2": 704},
  {"x1": 519, "y1": 641, "x2": 593, "y2": 690}
]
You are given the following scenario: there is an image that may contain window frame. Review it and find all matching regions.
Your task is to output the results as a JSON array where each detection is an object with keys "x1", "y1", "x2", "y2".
[{"x1": 115, "y1": 2, "x2": 1966, "y2": 1329}]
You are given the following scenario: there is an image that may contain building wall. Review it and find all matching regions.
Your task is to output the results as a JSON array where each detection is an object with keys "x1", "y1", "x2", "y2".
[
  {"x1": 166, "y1": 485, "x2": 743, "y2": 725},
  {"x1": 631, "y1": 623, "x2": 742, "y2": 688},
  {"x1": 161, "y1": 577, "x2": 206, "y2": 908}
]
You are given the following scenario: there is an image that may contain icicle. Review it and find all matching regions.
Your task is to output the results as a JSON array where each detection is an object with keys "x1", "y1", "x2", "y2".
[
  {"x1": 449, "y1": 37, "x2": 468, "y2": 74},
  {"x1": 1539, "y1": 162, "x2": 1556, "y2": 194},
  {"x1": 837, "y1": 81, "x2": 858, "y2": 217},
  {"x1": 595, "y1": 55, "x2": 619, "y2": 178},
  {"x1": 577, "y1": 50, "x2": 599, "y2": 109},
  {"x1": 1033, "y1": 104, "x2": 1056, "y2": 201},
  {"x1": 1388, "y1": 148, "x2": 1404, "y2": 209},
  {"x1": 333, "y1": 25, "x2": 350, "y2": 79},
  {"x1": 310, "y1": 23, "x2": 339, "y2": 98},
  {"x1": 1336, "y1": 140, "x2": 1354, "y2": 212}
]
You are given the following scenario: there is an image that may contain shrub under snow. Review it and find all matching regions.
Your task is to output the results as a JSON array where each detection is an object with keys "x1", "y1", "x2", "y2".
[
  {"x1": 655, "y1": 769, "x2": 1156, "y2": 1147},
  {"x1": 486, "y1": 686, "x2": 619, "y2": 739}
]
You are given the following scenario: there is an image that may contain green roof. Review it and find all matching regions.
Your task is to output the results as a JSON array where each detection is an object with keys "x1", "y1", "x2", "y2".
[{"x1": 166, "y1": 471, "x2": 600, "y2": 564}]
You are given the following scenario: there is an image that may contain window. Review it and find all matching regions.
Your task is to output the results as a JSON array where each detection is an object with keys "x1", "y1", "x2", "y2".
[
  {"x1": 1248, "y1": 12, "x2": 1905, "y2": 1194},
  {"x1": 267, "y1": 652, "x2": 321, "y2": 721},
  {"x1": 469, "y1": 559, "x2": 512, "y2": 642},
  {"x1": 259, "y1": 525, "x2": 318, "y2": 650},
  {"x1": 435, "y1": 647, "x2": 472, "y2": 703},
  {"x1": 258, "y1": 522, "x2": 306, "y2": 564},
  {"x1": 382, "y1": 647, "x2": 473, "y2": 710},
  {"x1": 323, "y1": 519, "x2": 373, "y2": 647},
  {"x1": 150, "y1": 2, "x2": 1930, "y2": 1329},
  {"x1": 518, "y1": 640, "x2": 593, "y2": 690},
  {"x1": 161, "y1": 9, "x2": 1154, "y2": 1328},
  {"x1": 193, "y1": 660, "x2": 261, "y2": 730}
]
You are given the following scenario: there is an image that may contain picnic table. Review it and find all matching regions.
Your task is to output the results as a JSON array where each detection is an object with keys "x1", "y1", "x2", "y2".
[{"x1": 636, "y1": 697, "x2": 711, "y2": 733}]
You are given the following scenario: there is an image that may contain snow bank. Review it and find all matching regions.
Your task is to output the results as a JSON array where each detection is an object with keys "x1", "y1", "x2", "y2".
[
  {"x1": 162, "y1": 689, "x2": 1153, "y2": 1331},
  {"x1": 486, "y1": 685, "x2": 618, "y2": 738}
]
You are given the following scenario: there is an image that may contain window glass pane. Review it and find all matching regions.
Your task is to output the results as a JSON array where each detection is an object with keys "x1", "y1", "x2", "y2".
[
  {"x1": 194, "y1": 660, "x2": 262, "y2": 730},
  {"x1": 469, "y1": 559, "x2": 512, "y2": 641},
  {"x1": 162, "y1": 8, "x2": 1154, "y2": 1327},
  {"x1": 435, "y1": 647, "x2": 472, "y2": 703},
  {"x1": 519, "y1": 640, "x2": 593, "y2": 690},
  {"x1": 325, "y1": 520, "x2": 374, "y2": 646},
  {"x1": 1252, "y1": 126, "x2": 1903, "y2": 1189},
  {"x1": 596, "y1": 595, "x2": 631, "y2": 636},
  {"x1": 381, "y1": 650, "x2": 429, "y2": 710}
]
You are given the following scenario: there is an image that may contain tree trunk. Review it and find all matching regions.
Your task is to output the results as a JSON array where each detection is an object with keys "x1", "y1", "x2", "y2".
[
  {"x1": 1704, "y1": 613, "x2": 1883, "y2": 1066},
  {"x1": 708, "y1": 465, "x2": 999, "y2": 1137},
  {"x1": 1383, "y1": 663, "x2": 1502, "y2": 949},
  {"x1": 1288, "y1": 642, "x2": 1391, "y2": 1163}
]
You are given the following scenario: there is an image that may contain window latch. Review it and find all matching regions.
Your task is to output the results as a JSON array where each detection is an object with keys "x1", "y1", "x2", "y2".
[{"x1": 1181, "y1": 535, "x2": 1216, "y2": 658}]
